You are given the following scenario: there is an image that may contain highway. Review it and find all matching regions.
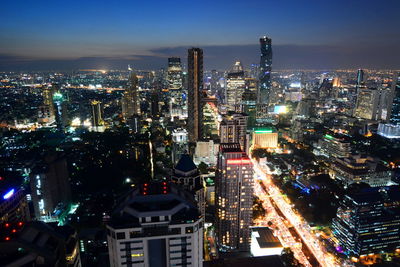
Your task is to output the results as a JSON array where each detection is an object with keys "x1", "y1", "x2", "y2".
[{"x1": 252, "y1": 157, "x2": 339, "y2": 267}]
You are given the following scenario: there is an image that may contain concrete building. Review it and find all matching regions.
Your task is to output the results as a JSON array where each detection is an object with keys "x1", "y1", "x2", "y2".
[
  {"x1": 220, "y1": 112, "x2": 249, "y2": 153},
  {"x1": 107, "y1": 182, "x2": 203, "y2": 267},
  {"x1": 216, "y1": 143, "x2": 253, "y2": 251},
  {"x1": 0, "y1": 175, "x2": 30, "y2": 223},
  {"x1": 252, "y1": 128, "x2": 278, "y2": 149},
  {"x1": 0, "y1": 221, "x2": 81, "y2": 267},
  {"x1": 332, "y1": 186, "x2": 400, "y2": 257},
  {"x1": 315, "y1": 134, "x2": 352, "y2": 159},
  {"x1": 188, "y1": 48, "x2": 203, "y2": 143},
  {"x1": 172, "y1": 128, "x2": 189, "y2": 165},
  {"x1": 251, "y1": 227, "x2": 284, "y2": 257},
  {"x1": 193, "y1": 140, "x2": 219, "y2": 166},
  {"x1": 330, "y1": 154, "x2": 394, "y2": 187},
  {"x1": 122, "y1": 72, "x2": 140, "y2": 119}
]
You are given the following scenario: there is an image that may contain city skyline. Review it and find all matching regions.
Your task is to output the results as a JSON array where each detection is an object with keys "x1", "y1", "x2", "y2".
[{"x1": 1, "y1": 0, "x2": 400, "y2": 71}]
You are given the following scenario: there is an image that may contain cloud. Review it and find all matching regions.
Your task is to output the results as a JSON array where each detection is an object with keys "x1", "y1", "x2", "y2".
[{"x1": 1, "y1": 44, "x2": 399, "y2": 71}]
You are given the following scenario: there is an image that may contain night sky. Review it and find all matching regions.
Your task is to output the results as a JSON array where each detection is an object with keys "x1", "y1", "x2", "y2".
[{"x1": 1, "y1": 0, "x2": 400, "y2": 71}]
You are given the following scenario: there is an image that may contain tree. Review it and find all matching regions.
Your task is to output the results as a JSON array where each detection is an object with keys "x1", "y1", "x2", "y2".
[{"x1": 198, "y1": 162, "x2": 208, "y2": 174}]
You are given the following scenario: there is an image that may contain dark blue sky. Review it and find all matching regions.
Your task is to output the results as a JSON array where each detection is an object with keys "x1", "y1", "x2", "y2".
[{"x1": 1, "y1": 0, "x2": 400, "y2": 71}]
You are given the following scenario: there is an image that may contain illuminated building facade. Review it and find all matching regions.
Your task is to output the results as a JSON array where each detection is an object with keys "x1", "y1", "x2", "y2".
[
  {"x1": 91, "y1": 100, "x2": 103, "y2": 127},
  {"x1": 172, "y1": 128, "x2": 189, "y2": 164},
  {"x1": 390, "y1": 74, "x2": 400, "y2": 125},
  {"x1": 252, "y1": 128, "x2": 278, "y2": 149},
  {"x1": 220, "y1": 112, "x2": 249, "y2": 153},
  {"x1": 226, "y1": 61, "x2": 245, "y2": 111},
  {"x1": 316, "y1": 134, "x2": 352, "y2": 159},
  {"x1": 193, "y1": 140, "x2": 219, "y2": 166},
  {"x1": 188, "y1": 48, "x2": 203, "y2": 143},
  {"x1": 0, "y1": 176, "x2": 30, "y2": 222},
  {"x1": 172, "y1": 154, "x2": 205, "y2": 218},
  {"x1": 353, "y1": 88, "x2": 379, "y2": 120},
  {"x1": 377, "y1": 123, "x2": 400, "y2": 139},
  {"x1": 258, "y1": 36, "x2": 272, "y2": 105},
  {"x1": 30, "y1": 153, "x2": 72, "y2": 223},
  {"x1": 167, "y1": 57, "x2": 183, "y2": 102},
  {"x1": 332, "y1": 186, "x2": 400, "y2": 257},
  {"x1": 107, "y1": 182, "x2": 203, "y2": 267},
  {"x1": 330, "y1": 154, "x2": 393, "y2": 187},
  {"x1": 52, "y1": 85, "x2": 68, "y2": 132},
  {"x1": 216, "y1": 143, "x2": 253, "y2": 251},
  {"x1": 122, "y1": 72, "x2": 140, "y2": 119}
]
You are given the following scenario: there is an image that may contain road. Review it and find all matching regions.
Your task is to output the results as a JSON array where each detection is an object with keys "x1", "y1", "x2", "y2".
[{"x1": 252, "y1": 158, "x2": 339, "y2": 267}]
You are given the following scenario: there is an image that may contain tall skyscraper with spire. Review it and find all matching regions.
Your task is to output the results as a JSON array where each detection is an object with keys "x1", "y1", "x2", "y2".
[
  {"x1": 258, "y1": 36, "x2": 272, "y2": 105},
  {"x1": 187, "y1": 48, "x2": 203, "y2": 143},
  {"x1": 122, "y1": 70, "x2": 140, "y2": 119}
]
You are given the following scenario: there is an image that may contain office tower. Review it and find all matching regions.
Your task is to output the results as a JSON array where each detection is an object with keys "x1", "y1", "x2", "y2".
[
  {"x1": 167, "y1": 57, "x2": 183, "y2": 100},
  {"x1": 193, "y1": 140, "x2": 219, "y2": 166},
  {"x1": 106, "y1": 182, "x2": 203, "y2": 267},
  {"x1": 242, "y1": 78, "x2": 258, "y2": 128},
  {"x1": 357, "y1": 69, "x2": 365, "y2": 86},
  {"x1": 332, "y1": 186, "x2": 400, "y2": 257},
  {"x1": 172, "y1": 154, "x2": 205, "y2": 218},
  {"x1": 91, "y1": 100, "x2": 103, "y2": 127},
  {"x1": 172, "y1": 128, "x2": 189, "y2": 164},
  {"x1": 210, "y1": 69, "x2": 219, "y2": 95},
  {"x1": 258, "y1": 36, "x2": 272, "y2": 105},
  {"x1": 226, "y1": 61, "x2": 246, "y2": 111},
  {"x1": 330, "y1": 154, "x2": 393, "y2": 187},
  {"x1": 389, "y1": 74, "x2": 400, "y2": 124},
  {"x1": 0, "y1": 175, "x2": 30, "y2": 222},
  {"x1": 50, "y1": 83, "x2": 68, "y2": 132},
  {"x1": 219, "y1": 112, "x2": 248, "y2": 152},
  {"x1": 252, "y1": 128, "x2": 278, "y2": 149},
  {"x1": 353, "y1": 88, "x2": 380, "y2": 120},
  {"x1": 216, "y1": 143, "x2": 253, "y2": 251},
  {"x1": 188, "y1": 48, "x2": 204, "y2": 143},
  {"x1": 0, "y1": 221, "x2": 81, "y2": 266},
  {"x1": 30, "y1": 153, "x2": 72, "y2": 223},
  {"x1": 122, "y1": 72, "x2": 140, "y2": 119}
]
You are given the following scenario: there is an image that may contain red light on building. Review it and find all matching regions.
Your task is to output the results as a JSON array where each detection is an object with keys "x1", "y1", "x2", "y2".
[
  {"x1": 143, "y1": 192, "x2": 147, "y2": 195},
  {"x1": 5, "y1": 223, "x2": 9, "y2": 228},
  {"x1": 227, "y1": 159, "x2": 251, "y2": 165},
  {"x1": 5, "y1": 237, "x2": 10, "y2": 241},
  {"x1": 144, "y1": 183, "x2": 148, "y2": 187},
  {"x1": 12, "y1": 229, "x2": 16, "y2": 233},
  {"x1": 163, "y1": 191, "x2": 167, "y2": 194},
  {"x1": 18, "y1": 222, "x2": 23, "y2": 227}
]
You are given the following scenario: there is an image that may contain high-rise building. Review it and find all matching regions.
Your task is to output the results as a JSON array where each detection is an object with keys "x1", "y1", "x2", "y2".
[
  {"x1": 332, "y1": 186, "x2": 400, "y2": 257},
  {"x1": 167, "y1": 57, "x2": 183, "y2": 101},
  {"x1": 30, "y1": 153, "x2": 72, "y2": 223},
  {"x1": 52, "y1": 89, "x2": 68, "y2": 132},
  {"x1": 353, "y1": 88, "x2": 380, "y2": 120},
  {"x1": 172, "y1": 154, "x2": 205, "y2": 218},
  {"x1": 107, "y1": 182, "x2": 203, "y2": 267},
  {"x1": 226, "y1": 61, "x2": 246, "y2": 111},
  {"x1": 188, "y1": 48, "x2": 204, "y2": 143},
  {"x1": 91, "y1": 100, "x2": 103, "y2": 127},
  {"x1": 216, "y1": 143, "x2": 253, "y2": 251},
  {"x1": 315, "y1": 133, "x2": 352, "y2": 159},
  {"x1": 357, "y1": 69, "x2": 365, "y2": 86},
  {"x1": 258, "y1": 36, "x2": 272, "y2": 105},
  {"x1": 122, "y1": 72, "x2": 140, "y2": 119},
  {"x1": 172, "y1": 128, "x2": 189, "y2": 164},
  {"x1": 219, "y1": 112, "x2": 248, "y2": 152},
  {"x1": 0, "y1": 175, "x2": 30, "y2": 222}
]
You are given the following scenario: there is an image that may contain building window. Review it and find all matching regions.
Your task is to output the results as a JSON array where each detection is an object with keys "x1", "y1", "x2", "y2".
[
  {"x1": 185, "y1": 227, "x2": 193, "y2": 233},
  {"x1": 116, "y1": 232, "x2": 126, "y2": 240}
]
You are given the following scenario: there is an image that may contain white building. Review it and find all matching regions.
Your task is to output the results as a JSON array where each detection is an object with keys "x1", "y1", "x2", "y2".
[{"x1": 107, "y1": 182, "x2": 203, "y2": 267}]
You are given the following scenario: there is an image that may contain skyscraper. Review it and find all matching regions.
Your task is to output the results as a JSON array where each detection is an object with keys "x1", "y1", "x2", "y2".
[
  {"x1": 226, "y1": 61, "x2": 246, "y2": 111},
  {"x1": 107, "y1": 182, "x2": 203, "y2": 267},
  {"x1": 91, "y1": 100, "x2": 103, "y2": 127},
  {"x1": 332, "y1": 186, "x2": 400, "y2": 257},
  {"x1": 188, "y1": 48, "x2": 203, "y2": 143},
  {"x1": 122, "y1": 72, "x2": 140, "y2": 119},
  {"x1": 167, "y1": 57, "x2": 183, "y2": 100},
  {"x1": 52, "y1": 86, "x2": 67, "y2": 132},
  {"x1": 219, "y1": 112, "x2": 249, "y2": 152},
  {"x1": 216, "y1": 143, "x2": 253, "y2": 251},
  {"x1": 357, "y1": 69, "x2": 365, "y2": 86},
  {"x1": 258, "y1": 36, "x2": 272, "y2": 105},
  {"x1": 353, "y1": 88, "x2": 380, "y2": 120}
]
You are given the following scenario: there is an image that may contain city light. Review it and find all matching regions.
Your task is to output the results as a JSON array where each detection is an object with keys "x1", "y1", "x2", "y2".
[{"x1": 3, "y1": 189, "x2": 15, "y2": 200}]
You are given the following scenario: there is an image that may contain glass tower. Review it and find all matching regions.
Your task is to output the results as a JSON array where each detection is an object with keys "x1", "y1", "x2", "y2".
[{"x1": 258, "y1": 36, "x2": 272, "y2": 105}]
